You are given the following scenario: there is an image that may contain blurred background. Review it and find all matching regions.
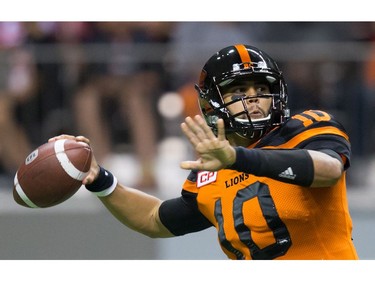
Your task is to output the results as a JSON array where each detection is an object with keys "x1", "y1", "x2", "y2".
[{"x1": 0, "y1": 22, "x2": 374, "y2": 260}]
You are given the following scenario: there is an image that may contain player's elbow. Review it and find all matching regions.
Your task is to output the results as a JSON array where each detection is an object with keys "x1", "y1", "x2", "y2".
[
  {"x1": 139, "y1": 209, "x2": 175, "y2": 239},
  {"x1": 310, "y1": 154, "x2": 344, "y2": 187},
  {"x1": 140, "y1": 227, "x2": 174, "y2": 239}
]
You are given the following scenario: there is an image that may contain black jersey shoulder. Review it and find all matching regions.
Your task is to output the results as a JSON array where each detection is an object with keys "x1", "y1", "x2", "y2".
[{"x1": 256, "y1": 110, "x2": 349, "y2": 148}]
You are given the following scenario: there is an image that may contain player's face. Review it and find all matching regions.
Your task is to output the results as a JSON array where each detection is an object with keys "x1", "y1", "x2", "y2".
[{"x1": 222, "y1": 81, "x2": 272, "y2": 120}]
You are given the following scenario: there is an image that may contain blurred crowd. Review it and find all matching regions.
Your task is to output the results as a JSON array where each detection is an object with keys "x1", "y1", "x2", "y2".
[{"x1": 1, "y1": 22, "x2": 375, "y2": 189}]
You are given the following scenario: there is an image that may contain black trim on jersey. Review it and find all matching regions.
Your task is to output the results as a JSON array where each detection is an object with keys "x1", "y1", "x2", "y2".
[
  {"x1": 309, "y1": 110, "x2": 326, "y2": 117},
  {"x1": 256, "y1": 111, "x2": 348, "y2": 148},
  {"x1": 187, "y1": 170, "x2": 198, "y2": 182},
  {"x1": 298, "y1": 135, "x2": 350, "y2": 170},
  {"x1": 252, "y1": 110, "x2": 351, "y2": 172},
  {"x1": 159, "y1": 190, "x2": 213, "y2": 236}
]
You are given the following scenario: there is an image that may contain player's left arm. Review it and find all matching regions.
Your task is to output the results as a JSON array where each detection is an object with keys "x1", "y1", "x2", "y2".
[{"x1": 180, "y1": 115, "x2": 345, "y2": 188}]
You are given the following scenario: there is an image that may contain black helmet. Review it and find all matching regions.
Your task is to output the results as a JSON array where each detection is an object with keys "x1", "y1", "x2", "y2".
[{"x1": 195, "y1": 44, "x2": 289, "y2": 144}]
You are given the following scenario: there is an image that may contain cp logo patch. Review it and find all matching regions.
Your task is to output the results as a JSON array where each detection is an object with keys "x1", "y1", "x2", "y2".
[{"x1": 197, "y1": 171, "x2": 217, "y2": 188}]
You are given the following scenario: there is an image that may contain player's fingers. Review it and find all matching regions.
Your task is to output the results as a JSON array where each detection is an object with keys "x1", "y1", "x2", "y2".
[
  {"x1": 183, "y1": 116, "x2": 208, "y2": 143},
  {"x1": 48, "y1": 135, "x2": 91, "y2": 146},
  {"x1": 75, "y1": 135, "x2": 91, "y2": 145},
  {"x1": 181, "y1": 122, "x2": 200, "y2": 147},
  {"x1": 216, "y1": 119, "x2": 226, "y2": 141},
  {"x1": 188, "y1": 115, "x2": 216, "y2": 142},
  {"x1": 194, "y1": 115, "x2": 217, "y2": 140},
  {"x1": 82, "y1": 170, "x2": 97, "y2": 185},
  {"x1": 48, "y1": 134, "x2": 76, "y2": 142},
  {"x1": 82, "y1": 157, "x2": 100, "y2": 185},
  {"x1": 180, "y1": 160, "x2": 203, "y2": 170}
]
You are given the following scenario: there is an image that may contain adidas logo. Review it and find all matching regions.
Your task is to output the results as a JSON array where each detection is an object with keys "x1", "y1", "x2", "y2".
[{"x1": 279, "y1": 167, "x2": 296, "y2": 180}]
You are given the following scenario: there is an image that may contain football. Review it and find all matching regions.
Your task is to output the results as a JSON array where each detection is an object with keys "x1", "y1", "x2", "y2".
[{"x1": 13, "y1": 139, "x2": 92, "y2": 208}]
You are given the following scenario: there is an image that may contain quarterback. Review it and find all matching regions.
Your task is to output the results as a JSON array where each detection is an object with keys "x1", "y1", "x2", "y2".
[{"x1": 50, "y1": 44, "x2": 358, "y2": 259}]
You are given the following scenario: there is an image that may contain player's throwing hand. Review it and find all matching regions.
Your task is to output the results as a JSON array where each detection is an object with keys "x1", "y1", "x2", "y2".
[{"x1": 180, "y1": 115, "x2": 236, "y2": 171}]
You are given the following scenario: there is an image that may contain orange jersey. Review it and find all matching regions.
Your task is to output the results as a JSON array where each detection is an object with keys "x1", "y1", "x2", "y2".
[{"x1": 182, "y1": 110, "x2": 358, "y2": 260}]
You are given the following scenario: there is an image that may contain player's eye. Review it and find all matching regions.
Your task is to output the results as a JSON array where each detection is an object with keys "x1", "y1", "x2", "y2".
[
  {"x1": 255, "y1": 84, "x2": 269, "y2": 94},
  {"x1": 234, "y1": 87, "x2": 247, "y2": 93},
  {"x1": 230, "y1": 93, "x2": 246, "y2": 101}
]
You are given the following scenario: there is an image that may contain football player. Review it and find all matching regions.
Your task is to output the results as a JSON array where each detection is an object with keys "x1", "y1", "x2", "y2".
[{"x1": 50, "y1": 44, "x2": 358, "y2": 259}]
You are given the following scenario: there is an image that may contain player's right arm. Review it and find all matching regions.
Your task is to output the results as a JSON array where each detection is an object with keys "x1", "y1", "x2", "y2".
[
  {"x1": 99, "y1": 183, "x2": 213, "y2": 238},
  {"x1": 98, "y1": 183, "x2": 173, "y2": 238},
  {"x1": 49, "y1": 135, "x2": 212, "y2": 239}
]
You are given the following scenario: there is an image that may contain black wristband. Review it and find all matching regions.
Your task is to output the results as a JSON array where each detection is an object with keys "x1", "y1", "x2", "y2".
[
  {"x1": 229, "y1": 147, "x2": 314, "y2": 187},
  {"x1": 85, "y1": 166, "x2": 118, "y2": 197}
]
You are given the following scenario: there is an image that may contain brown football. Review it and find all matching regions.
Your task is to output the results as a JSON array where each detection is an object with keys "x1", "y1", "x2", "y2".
[{"x1": 13, "y1": 139, "x2": 92, "y2": 208}]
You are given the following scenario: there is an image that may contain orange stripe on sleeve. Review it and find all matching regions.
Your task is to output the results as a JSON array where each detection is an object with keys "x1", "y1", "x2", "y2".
[{"x1": 262, "y1": 126, "x2": 349, "y2": 149}]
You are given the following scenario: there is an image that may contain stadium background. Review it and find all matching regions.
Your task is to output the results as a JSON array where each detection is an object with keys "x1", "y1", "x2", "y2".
[{"x1": 0, "y1": 22, "x2": 374, "y2": 259}]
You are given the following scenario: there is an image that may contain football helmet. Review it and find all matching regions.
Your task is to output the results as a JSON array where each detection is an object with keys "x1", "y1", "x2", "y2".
[{"x1": 196, "y1": 44, "x2": 290, "y2": 145}]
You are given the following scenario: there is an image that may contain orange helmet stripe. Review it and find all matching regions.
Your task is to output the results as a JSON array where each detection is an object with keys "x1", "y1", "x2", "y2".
[{"x1": 234, "y1": 44, "x2": 252, "y2": 68}]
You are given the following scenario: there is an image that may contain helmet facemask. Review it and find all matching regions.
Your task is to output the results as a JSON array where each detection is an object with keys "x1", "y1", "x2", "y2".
[{"x1": 196, "y1": 71, "x2": 289, "y2": 145}]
